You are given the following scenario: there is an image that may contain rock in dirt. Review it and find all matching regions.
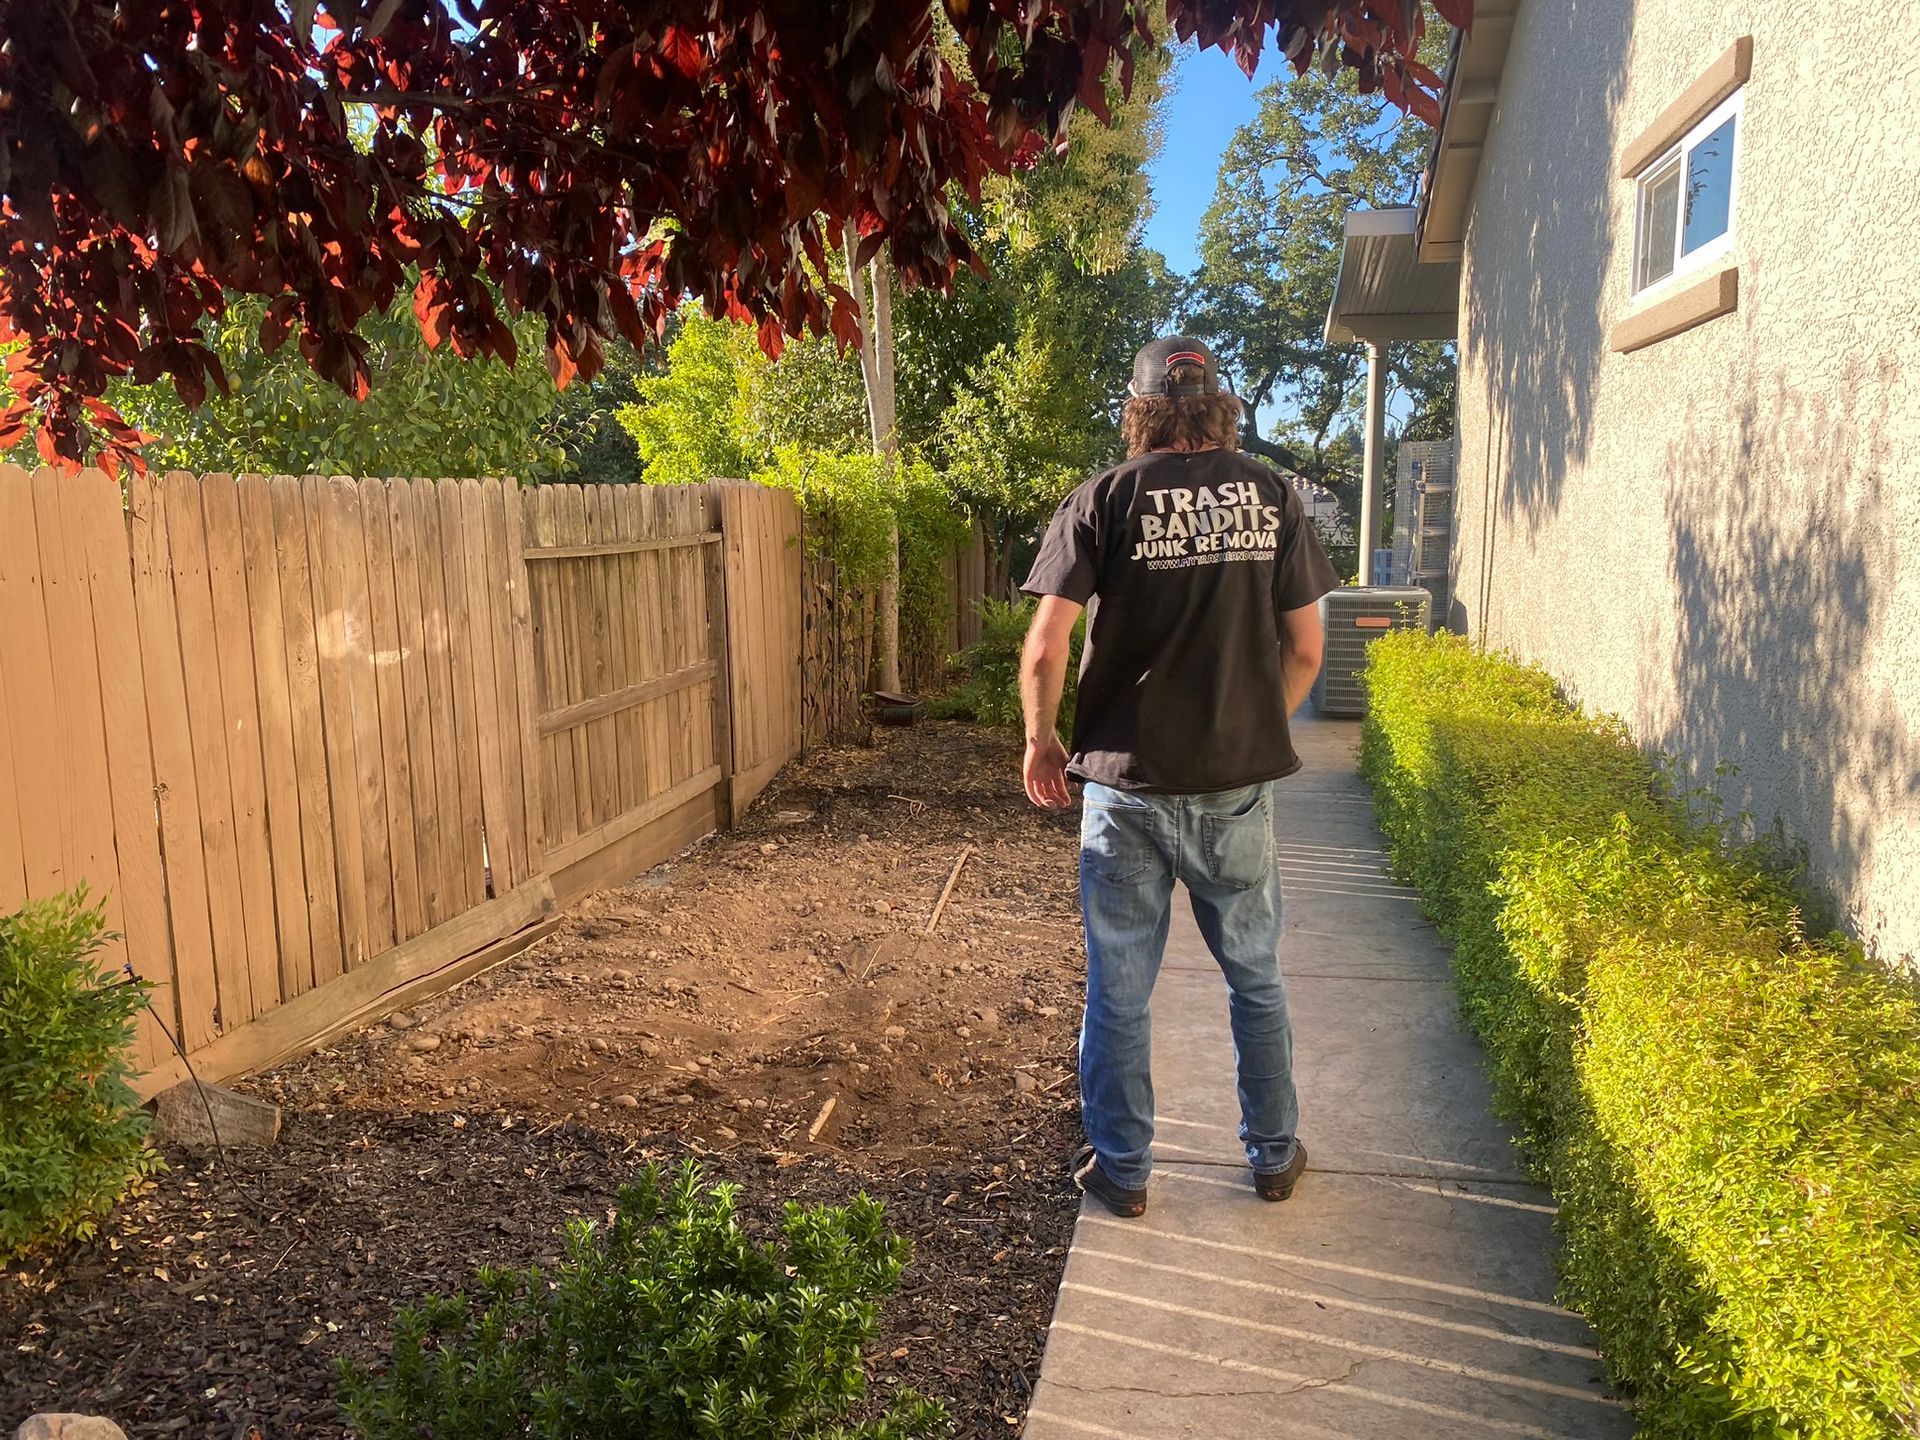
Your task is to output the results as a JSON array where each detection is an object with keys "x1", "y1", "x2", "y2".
[
  {"x1": 150, "y1": 1081, "x2": 281, "y2": 1150},
  {"x1": 638, "y1": 1038, "x2": 663, "y2": 1058},
  {"x1": 588, "y1": 1037, "x2": 610, "y2": 1055},
  {"x1": 972, "y1": 1006, "x2": 1000, "y2": 1030},
  {"x1": 883, "y1": 1025, "x2": 907, "y2": 1040},
  {"x1": 15, "y1": 1415, "x2": 130, "y2": 1440},
  {"x1": 407, "y1": 1034, "x2": 442, "y2": 1053},
  {"x1": 386, "y1": 1011, "x2": 418, "y2": 1031},
  {"x1": 1013, "y1": 1072, "x2": 1038, "y2": 1095},
  {"x1": 610, "y1": 1094, "x2": 639, "y2": 1109}
]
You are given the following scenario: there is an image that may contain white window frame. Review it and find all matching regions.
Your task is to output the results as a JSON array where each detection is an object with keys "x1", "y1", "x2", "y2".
[{"x1": 1630, "y1": 87, "x2": 1744, "y2": 298}]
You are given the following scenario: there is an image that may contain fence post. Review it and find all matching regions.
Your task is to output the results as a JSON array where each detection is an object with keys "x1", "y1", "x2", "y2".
[{"x1": 705, "y1": 482, "x2": 738, "y2": 829}]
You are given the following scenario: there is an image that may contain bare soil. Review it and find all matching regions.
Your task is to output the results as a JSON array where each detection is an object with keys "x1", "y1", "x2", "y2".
[{"x1": 2, "y1": 722, "x2": 1090, "y2": 1438}]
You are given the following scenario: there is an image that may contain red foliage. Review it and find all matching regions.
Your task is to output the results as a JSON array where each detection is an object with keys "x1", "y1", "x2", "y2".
[{"x1": 0, "y1": 0, "x2": 1460, "y2": 470}]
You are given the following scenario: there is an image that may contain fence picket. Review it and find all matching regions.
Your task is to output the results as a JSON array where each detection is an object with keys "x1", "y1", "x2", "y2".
[
  {"x1": 201, "y1": 473, "x2": 283, "y2": 1019},
  {"x1": 269, "y1": 477, "x2": 344, "y2": 990},
  {"x1": 361, "y1": 481, "x2": 424, "y2": 940}
]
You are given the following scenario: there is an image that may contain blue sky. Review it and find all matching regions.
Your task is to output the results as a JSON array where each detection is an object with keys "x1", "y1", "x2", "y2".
[{"x1": 1143, "y1": 42, "x2": 1290, "y2": 276}]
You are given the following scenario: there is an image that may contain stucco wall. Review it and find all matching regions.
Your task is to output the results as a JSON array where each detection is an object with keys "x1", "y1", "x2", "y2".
[{"x1": 1450, "y1": 0, "x2": 1920, "y2": 967}]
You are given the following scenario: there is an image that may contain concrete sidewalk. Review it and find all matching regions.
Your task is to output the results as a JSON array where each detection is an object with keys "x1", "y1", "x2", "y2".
[{"x1": 1024, "y1": 718, "x2": 1633, "y2": 1440}]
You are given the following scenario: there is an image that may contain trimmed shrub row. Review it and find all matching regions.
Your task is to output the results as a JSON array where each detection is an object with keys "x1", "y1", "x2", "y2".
[{"x1": 1359, "y1": 631, "x2": 1920, "y2": 1439}]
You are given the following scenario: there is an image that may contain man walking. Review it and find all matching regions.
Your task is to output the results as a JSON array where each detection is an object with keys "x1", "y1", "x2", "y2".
[{"x1": 1018, "y1": 336, "x2": 1338, "y2": 1217}]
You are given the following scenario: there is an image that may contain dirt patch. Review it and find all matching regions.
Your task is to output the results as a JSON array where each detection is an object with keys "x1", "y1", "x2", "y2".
[
  {"x1": 272, "y1": 720, "x2": 1086, "y2": 1159},
  {"x1": 2, "y1": 723, "x2": 1090, "y2": 1438}
]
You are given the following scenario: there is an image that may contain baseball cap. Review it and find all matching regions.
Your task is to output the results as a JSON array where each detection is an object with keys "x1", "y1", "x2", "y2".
[{"x1": 1129, "y1": 335, "x2": 1224, "y2": 398}]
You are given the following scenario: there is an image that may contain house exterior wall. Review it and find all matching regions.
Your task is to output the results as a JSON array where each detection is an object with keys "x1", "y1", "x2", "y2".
[{"x1": 1450, "y1": 0, "x2": 1920, "y2": 967}]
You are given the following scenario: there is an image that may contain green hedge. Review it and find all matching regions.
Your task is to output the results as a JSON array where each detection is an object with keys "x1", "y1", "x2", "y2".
[{"x1": 1359, "y1": 632, "x2": 1920, "y2": 1439}]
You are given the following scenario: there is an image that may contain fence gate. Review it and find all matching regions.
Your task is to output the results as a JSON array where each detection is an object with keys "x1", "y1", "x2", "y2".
[{"x1": 518, "y1": 483, "x2": 729, "y2": 901}]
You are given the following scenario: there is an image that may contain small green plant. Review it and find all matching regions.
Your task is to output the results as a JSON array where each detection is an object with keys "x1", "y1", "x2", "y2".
[
  {"x1": 1359, "y1": 632, "x2": 1920, "y2": 1439},
  {"x1": 337, "y1": 1160, "x2": 949, "y2": 1440},
  {"x1": 931, "y1": 597, "x2": 1083, "y2": 735},
  {"x1": 0, "y1": 889, "x2": 160, "y2": 1261}
]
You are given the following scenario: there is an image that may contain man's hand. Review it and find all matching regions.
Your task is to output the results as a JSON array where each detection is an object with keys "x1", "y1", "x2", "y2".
[
  {"x1": 1024, "y1": 733, "x2": 1073, "y2": 809},
  {"x1": 1019, "y1": 594, "x2": 1083, "y2": 809}
]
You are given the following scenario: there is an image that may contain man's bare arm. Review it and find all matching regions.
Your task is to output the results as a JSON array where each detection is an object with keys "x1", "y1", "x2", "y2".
[
  {"x1": 1019, "y1": 594, "x2": 1083, "y2": 808},
  {"x1": 1279, "y1": 601, "x2": 1325, "y2": 716}
]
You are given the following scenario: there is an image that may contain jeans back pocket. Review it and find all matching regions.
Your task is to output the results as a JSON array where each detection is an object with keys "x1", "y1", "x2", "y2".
[
  {"x1": 1081, "y1": 791, "x2": 1164, "y2": 885},
  {"x1": 1200, "y1": 787, "x2": 1273, "y2": 891}
]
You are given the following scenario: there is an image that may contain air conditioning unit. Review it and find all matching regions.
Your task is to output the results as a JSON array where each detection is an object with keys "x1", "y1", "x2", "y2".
[{"x1": 1311, "y1": 586, "x2": 1432, "y2": 718}]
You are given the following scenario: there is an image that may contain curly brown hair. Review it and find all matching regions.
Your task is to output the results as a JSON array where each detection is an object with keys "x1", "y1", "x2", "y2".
[{"x1": 1120, "y1": 363, "x2": 1243, "y2": 456}]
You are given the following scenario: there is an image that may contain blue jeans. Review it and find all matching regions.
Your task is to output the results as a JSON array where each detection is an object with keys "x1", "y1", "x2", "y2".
[{"x1": 1078, "y1": 780, "x2": 1298, "y2": 1189}]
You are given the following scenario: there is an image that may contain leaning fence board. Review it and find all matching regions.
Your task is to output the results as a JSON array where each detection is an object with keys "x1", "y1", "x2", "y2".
[
  {"x1": 0, "y1": 582, "x2": 26, "y2": 914},
  {"x1": 523, "y1": 486, "x2": 573, "y2": 848}
]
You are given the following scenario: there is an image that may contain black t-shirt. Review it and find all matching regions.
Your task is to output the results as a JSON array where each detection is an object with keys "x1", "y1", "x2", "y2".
[{"x1": 1020, "y1": 448, "x2": 1340, "y2": 793}]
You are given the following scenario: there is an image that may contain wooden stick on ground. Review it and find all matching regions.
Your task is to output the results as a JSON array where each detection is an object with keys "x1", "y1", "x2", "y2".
[
  {"x1": 806, "y1": 1095, "x2": 838, "y2": 1143},
  {"x1": 924, "y1": 843, "x2": 977, "y2": 937}
]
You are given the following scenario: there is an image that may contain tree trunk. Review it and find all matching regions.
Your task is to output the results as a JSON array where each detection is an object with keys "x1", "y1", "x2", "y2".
[{"x1": 843, "y1": 221, "x2": 902, "y2": 694}]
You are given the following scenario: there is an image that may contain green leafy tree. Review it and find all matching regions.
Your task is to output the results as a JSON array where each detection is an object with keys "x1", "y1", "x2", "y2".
[
  {"x1": 109, "y1": 293, "x2": 576, "y2": 481},
  {"x1": 1188, "y1": 21, "x2": 1455, "y2": 514}
]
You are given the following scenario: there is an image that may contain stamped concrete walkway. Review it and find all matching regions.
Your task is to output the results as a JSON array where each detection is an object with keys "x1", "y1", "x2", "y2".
[{"x1": 1024, "y1": 717, "x2": 1634, "y2": 1440}]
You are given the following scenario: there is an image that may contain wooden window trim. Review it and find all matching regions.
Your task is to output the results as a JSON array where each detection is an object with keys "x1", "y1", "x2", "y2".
[{"x1": 1618, "y1": 36, "x2": 1752, "y2": 179}]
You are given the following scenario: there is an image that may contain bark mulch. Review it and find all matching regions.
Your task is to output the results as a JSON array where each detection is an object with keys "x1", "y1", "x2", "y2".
[{"x1": 3, "y1": 722, "x2": 1089, "y2": 1438}]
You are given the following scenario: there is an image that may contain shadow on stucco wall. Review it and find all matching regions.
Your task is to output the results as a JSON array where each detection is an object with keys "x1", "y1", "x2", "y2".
[
  {"x1": 1458, "y1": 0, "x2": 1632, "y2": 627},
  {"x1": 1660, "y1": 343, "x2": 1918, "y2": 967}
]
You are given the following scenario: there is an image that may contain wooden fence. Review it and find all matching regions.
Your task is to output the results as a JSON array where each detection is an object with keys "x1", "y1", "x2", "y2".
[{"x1": 0, "y1": 466, "x2": 807, "y2": 1095}]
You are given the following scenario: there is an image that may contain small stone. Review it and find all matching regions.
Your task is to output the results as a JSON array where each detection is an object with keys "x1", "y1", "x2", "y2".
[
  {"x1": 752, "y1": 1098, "x2": 770, "y2": 1111},
  {"x1": 386, "y1": 1011, "x2": 417, "y2": 1031},
  {"x1": 883, "y1": 1025, "x2": 907, "y2": 1040},
  {"x1": 872, "y1": 900, "x2": 893, "y2": 914},
  {"x1": 973, "y1": 1006, "x2": 999, "y2": 1029},
  {"x1": 439, "y1": 1084, "x2": 456, "y2": 1099},
  {"x1": 407, "y1": 1033, "x2": 442, "y2": 1053},
  {"x1": 588, "y1": 1037, "x2": 610, "y2": 1055},
  {"x1": 1014, "y1": 1072, "x2": 1038, "y2": 1094},
  {"x1": 734, "y1": 1098, "x2": 754, "y2": 1112},
  {"x1": 610, "y1": 968, "x2": 634, "y2": 982},
  {"x1": 638, "y1": 1038, "x2": 663, "y2": 1058},
  {"x1": 760, "y1": 842, "x2": 779, "y2": 855},
  {"x1": 14, "y1": 1415, "x2": 131, "y2": 1440},
  {"x1": 1037, "y1": 1005, "x2": 1060, "y2": 1018},
  {"x1": 1019, "y1": 997, "x2": 1036, "y2": 1013},
  {"x1": 610, "y1": 1094, "x2": 639, "y2": 1109},
  {"x1": 956, "y1": 1026, "x2": 972, "y2": 1040},
  {"x1": 714, "y1": 1125, "x2": 738, "y2": 1142},
  {"x1": 672, "y1": 1093, "x2": 695, "y2": 1107}
]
